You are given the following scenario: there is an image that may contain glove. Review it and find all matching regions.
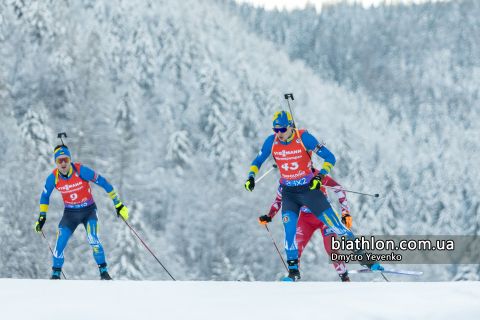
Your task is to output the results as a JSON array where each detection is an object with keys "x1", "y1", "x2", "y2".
[
  {"x1": 35, "y1": 213, "x2": 46, "y2": 233},
  {"x1": 245, "y1": 177, "x2": 255, "y2": 192},
  {"x1": 309, "y1": 173, "x2": 324, "y2": 190},
  {"x1": 258, "y1": 215, "x2": 272, "y2": 225},
  {"x1": 342, "y1": 213, "x2": 352, "y2": 229},
  {"x1": 115, "y1": 202, "x2": 129, "y2": 219}
]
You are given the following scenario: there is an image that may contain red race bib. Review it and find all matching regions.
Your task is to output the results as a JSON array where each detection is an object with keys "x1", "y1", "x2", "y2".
[
  {"x1": 271, "y1": 129, "x2": 314, "y2": 186},
  {"x1": 54, "y1": 163, "x2": 94, "y2": 208}
]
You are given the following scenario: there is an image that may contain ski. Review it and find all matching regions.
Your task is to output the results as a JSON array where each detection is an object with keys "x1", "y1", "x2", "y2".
[
  {"x1": 282, "y1": 277, "x2": 294, "y2": 282},
  {"x1": 349, "y1": 268, "x2": 423, "y2": 276}
]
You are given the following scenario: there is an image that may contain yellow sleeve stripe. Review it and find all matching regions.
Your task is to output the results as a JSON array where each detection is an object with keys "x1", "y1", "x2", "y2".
[
  {"x1": 108, "y1": 190, "x2": 118, "y2": 199},
  {"x1": 322, "y1": 162, "x2": 334, "y2": 173},
  {"x1": 40, "y1": 204, "x2": 49, "y2": 214},
  {"x1": 249, "y1": 165, "x2": 259, "y2": 177}
]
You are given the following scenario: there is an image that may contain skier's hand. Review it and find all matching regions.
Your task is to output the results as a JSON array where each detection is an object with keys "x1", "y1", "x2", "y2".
[
  {"x1": 258, "y1": 215, "x2": 272, "y2": 225},
  {"x1": 35, "y1": 213, "x2": 46, "y2": 233},
  {"x1": 342, "y1": 212, "x2": 352, "y2": 229},
  {"x1": 309, "y1": 173, "x2": 324, "y2": 190},
  {"x1": 245, "y1": 177, "x2": 255, "y2": 192},
  {"x1": 115, "y1": 202, "x2": 129, "y2": 219}
]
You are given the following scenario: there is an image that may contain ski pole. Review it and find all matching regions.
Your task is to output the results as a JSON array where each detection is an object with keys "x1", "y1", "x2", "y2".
[
  {"x1": 119, "y1": 216, "x2": 176, "y2": 281},
  {"x1": 41, "y1": 231, "x2": 67, "y2": 280},
  {"x1": 284, "y1": 93, "x2": 296, "y2": 128},
  {"x1": 265, "y1": 225, "x2": 289, "y2": 272},
  {"x1": 255, "y1": 164, "x2": 277, "y2": 183},
  {"x1": 323, "y1": 185, "x2": 379, "y2": 198}
]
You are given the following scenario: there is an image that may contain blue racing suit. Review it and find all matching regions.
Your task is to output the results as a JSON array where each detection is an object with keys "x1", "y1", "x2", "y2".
[{"x1": 40, "y1": 164, "x2": 120, "y2": 269}]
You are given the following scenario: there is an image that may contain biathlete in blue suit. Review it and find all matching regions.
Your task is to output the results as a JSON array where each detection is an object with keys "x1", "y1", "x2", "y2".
[
  {"x1": 245, "y1": 110, "x2": 356, "y2": 281},
  {"x1": 35, "y1": 144, "x2": 129, "y2": 280}
]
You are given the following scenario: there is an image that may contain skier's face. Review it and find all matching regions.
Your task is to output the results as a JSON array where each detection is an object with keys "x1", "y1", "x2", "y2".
[
  {"x1": 56, "y1": 156, "x2": 71, "y2": 175},
  {"x1": 275, "y1": 127, "x2": 293, "y2": 142}
]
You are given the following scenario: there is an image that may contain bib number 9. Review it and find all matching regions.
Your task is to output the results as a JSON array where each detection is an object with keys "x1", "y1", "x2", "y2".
[
  {"x1": 70, "y1": 193, "x2": 78, "y2": 201},
  {"x1": 281, "y1": 162, "x2": 299, "y2": 171}
]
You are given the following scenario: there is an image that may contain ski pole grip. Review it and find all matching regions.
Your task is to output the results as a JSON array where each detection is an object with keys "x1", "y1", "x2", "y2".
[{"x1": 284, "y1": 93, "x2": 294, "y2": 100}]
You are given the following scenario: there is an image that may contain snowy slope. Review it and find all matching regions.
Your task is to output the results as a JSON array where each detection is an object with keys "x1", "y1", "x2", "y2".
[{"x1": 1, "y1": 279, "x2": 479, "y2": 320}]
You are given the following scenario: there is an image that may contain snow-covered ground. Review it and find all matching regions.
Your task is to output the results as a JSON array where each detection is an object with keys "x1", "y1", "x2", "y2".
[{"x1": 1, "y1": 279, "x2": 478, "y2": 320}]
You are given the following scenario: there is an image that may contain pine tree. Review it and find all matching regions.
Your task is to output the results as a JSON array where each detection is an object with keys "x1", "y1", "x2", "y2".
[
  {"x1": 22, "y1": 0, "x2": 54, "y2": 46},
  {"x1": 19, "y1": 106, "x2": 53, "y2": 171},
  {"x1": 211, "y1": 251, "x2": 233, "y2": 281},
  {"x1": 165, "y1": 130, "x2": 192, "y2": 173},
  {"x1": 453, "y1": 265, "x2": 480, "y2": 281},
  {"x1": 132, "y1": 20, "x2": 155, "y2": 93},
  {"x1": 0, "y1": 0, "x2": 7, "y2": 42},
  {"x1": 372, "y1": 169, "x2": 405, "y2": 235},
  {"x1": 330, "y1": 124, "x2": 354, "y2": 181},
  {"x1": 199, "y1": 65, "x2": 229, "y2": 161},
  {"x1": 0, "y1": 108, "x2": 47, "y2": 278},
  {"x1": 115, "y1": 92, "x2": 137, "y2": 197}
]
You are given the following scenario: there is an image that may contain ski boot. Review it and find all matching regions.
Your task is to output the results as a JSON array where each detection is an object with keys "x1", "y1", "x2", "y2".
[
  {"x1": 51, "y1": 267, "x2": 62, "y2": 280},
  {"x1": 339, "y1": 271, "x2": 350, "y2": 282},
  {"x1": 99, "y1": 263, "x2": 113, "y2": 280},
  {"x1": 282, "y1": 259, "x2": 301, "y2": 282},
  {"x1": 362, "y1": 263, "x2": 384, "y2": 271}
]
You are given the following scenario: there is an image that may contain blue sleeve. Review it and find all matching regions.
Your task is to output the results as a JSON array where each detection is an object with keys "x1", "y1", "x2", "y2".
[
  {"x1": 79, "y1": 165, "x2": 113, "y2": 193},
  {"x1": 40, "y1": 174, "x2": 56, "y2": 214},
  {"x1": 249, "y1": 135, "x2": 275, "y2": 178},
  {"x1": 301, "y1": 131, "x2": 336, "y2": 175},
  {"x1": 79, "y1": 165, "x2": 119, "y2": 205}
]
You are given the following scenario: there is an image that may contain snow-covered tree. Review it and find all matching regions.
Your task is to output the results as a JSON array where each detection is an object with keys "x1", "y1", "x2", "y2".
[
  {"x1": 19, "y1": 106, "x2": 53, "y2": 170},
  {"x1": 165, "y1": 130, "x2": 192, "y2": 172},
  {"x1": 453, "y1": 266, "x2": 480, "y2": 282},
  {"x1": 115, "y1": 92, "x2": 137, "y2": 197}
]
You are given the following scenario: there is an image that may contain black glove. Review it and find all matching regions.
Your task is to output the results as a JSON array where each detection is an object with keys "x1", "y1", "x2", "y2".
[
  {"x1": 258, "y1": 215, "x2": 272, "y2": 225},
  {"x1": 35, "y1": 213, "x2": 46, "y2": 233},
  {"x1": 309, "y1": 173, "x2": 324, "y2": 190},
  {"x1": 245, "y1": 177, "x2": 255, "y2": 192}
]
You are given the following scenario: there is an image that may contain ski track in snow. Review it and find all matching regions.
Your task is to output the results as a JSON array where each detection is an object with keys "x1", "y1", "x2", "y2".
[{"x1": 0, "y1": 279, "x2": 479, "y2": 319}]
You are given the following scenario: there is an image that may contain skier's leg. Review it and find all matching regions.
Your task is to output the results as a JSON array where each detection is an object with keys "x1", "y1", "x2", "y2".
[
  {"x1": 321, "y1": 225, "x2": 347, "y2": 275},
  {"x1": 296, "y1": 213, "x2": 318, "y2": 260},
  {"x1": 53, "y1": 226, "x2": 73, "y2": 268},
  {"x1": 281, "y1": 188, "x2": 303, "y2": 261},
  {"x1": 82, "y1": 207, "x2": 105, "y2": 265},
  {"x1": 84, "y1": 220, "x2": 106, "y2": 265},
  {"x1": 53, "y1": 212, "x2": 80, "y2": 269},
  {"x1": 281, "y1": 187, "x2": 304, "y2": 281},
  {"x1": 282, "y1": 210, "x2": 300, "y2": 261},
  {"x1": 302, "y1": 189, "x2": 355, "y2": 240}
]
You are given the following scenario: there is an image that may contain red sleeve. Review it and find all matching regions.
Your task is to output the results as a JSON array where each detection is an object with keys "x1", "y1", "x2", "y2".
[
  {"x1": 268, "y1": 183, "x2": 282, "y2": 218},
  {"x1": 322, "y1": 176, "x2": 349, "y2": 215}
]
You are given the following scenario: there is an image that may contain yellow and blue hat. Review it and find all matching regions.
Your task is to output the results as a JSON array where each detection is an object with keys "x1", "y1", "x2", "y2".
[
  {"x1": 54, "y1": 146, "x2": 71, "y2": 161},
  {"x1": 272, "y1": 111, "x2": 293, "y2": 128}
]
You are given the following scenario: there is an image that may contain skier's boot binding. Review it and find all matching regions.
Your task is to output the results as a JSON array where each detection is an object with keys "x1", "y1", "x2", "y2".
[
  {"x1": 339, "y1": 271, "x2": 350, "y2": 282},
  {"x1": 51, "y1": 267, "x2": 62, "y2": 280},
  {"x1": 286, "y1": 259, "x2": 301, "y2": 282},
  {"x1": 362, "y1": 263, "x2": 384, "y2": 271},
  {"x1": 99, "y1": 263, "x2": 113, "y2": 280}
]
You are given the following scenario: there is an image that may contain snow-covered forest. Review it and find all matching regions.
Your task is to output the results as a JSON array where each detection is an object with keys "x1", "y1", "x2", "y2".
[{"x1": 0, "y1": 0, "x2": 478, "y2": 281}]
